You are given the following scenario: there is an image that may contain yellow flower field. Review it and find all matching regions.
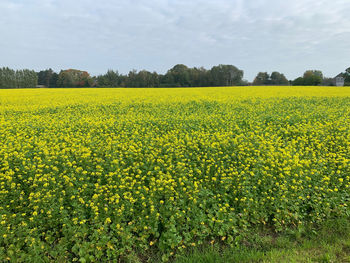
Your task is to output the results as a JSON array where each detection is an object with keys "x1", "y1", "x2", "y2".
[{"x1": 1, "y1": 86, "x2": 350, "y2": 261}]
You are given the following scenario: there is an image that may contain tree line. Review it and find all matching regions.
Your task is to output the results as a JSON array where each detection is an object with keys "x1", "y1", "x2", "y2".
[
  {"x1": 99, "y1": 64, "x2": 248, "y2": 87},
  {"x1": 0, "y1": 67, "x2": 38, "y2": 89},
  {"x1": 37, "y1": 64, "x2": 247, "y2": 88},
  {"x1": 0, "y1": 65, "x2": 350, "y2": 88}
]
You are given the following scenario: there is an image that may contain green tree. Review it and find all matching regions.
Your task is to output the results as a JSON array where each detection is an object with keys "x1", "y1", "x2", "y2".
[
  {"x1": 210, "y1": 64, "x2": 244, "y2": 86},
  {"x1": 126, "y1": 69, "x2": 138, "y2": 87},
  {"x1": 57, "y1": 70, "x2": 74, "y2": 87},
  {"x1": 0, "y1": 67, "x2": 16, "y2": 89},
  {"x1": 292, "y1": 70, "x2": 323, "y2": 86},
  {"x1": 96, "y1": 70, "x2": 120, "y2": 87},
  {"x1": 303, "y1": 70, "x2": 323, "y2": 85},
  {"x1": 343, "y1": 67, "x2": 350, "y2": 86},
  {"x1": 189, "y1": 67, "x2": 210, "y2": 87},
  {"x1": 253, "y1": 72, "x2": 270, "y2": 85},
  {"x1": 37, "y1": 68, "x2": 57, "y2": 87},
  {"x1": 136, "y1": 70, "x2": 155, "y2": 87},
  {"x1": 270, "y1": 72, "x2": 289, "y2": 85},
  {"x1": 165, "y1": 64, "x2": 191, "y2": 87},
  {"x1": 292, "y1": 77, "x2": 305, "y2": 86},
  {"x1": 0, "y1": 67, "x2": 37, "y2": 89},
  {"x1": 57, "y1": 69, "x2": 93, "y2": 87},
  {"x1": 50, "y1": 72, "x2": 58, "y2": 87}
]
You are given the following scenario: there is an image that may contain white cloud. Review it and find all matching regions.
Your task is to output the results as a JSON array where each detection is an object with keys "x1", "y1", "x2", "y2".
[{"x1": 0, "y1": 0, "x2": 349, "y2": 80}]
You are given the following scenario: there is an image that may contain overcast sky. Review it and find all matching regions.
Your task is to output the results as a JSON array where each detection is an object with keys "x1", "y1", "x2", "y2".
[{"x1": 0, "y1": 0, "x2": 349, "y2": 81}]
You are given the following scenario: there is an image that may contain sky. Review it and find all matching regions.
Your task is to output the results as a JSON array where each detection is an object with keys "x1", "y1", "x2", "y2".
[{"x1": 0, "y1": 0, "x2": 349, "y2": 81}]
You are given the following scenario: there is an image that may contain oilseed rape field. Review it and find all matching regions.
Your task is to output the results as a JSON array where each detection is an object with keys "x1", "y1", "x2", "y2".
[{"x1": 1, "y1": 86, "x2": 350, "y2": 262}]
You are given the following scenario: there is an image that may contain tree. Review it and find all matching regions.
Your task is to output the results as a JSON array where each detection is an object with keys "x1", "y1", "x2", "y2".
[
  {"x1": 151, "y1": 72, "x2": 160, "y2": 87},
  {"x1": 95, "y1": 64, "x2": 244, "y2": 87},
  {"x1": 37, "y1": 68, "x2": 58, "y2": 87},
  {"x1": 96, "y1": 70, "x2": 120, "y2": 87},
  {"x1": 165, "y1": 64, "x2": 191, "y2": 87},
  {"x1": 292, "y1": 77, "x2": 305, "y2": 86},
  {"x1": 57, "y1": 69, "x2": 93, "y2": 87},
  {"x1": 304, "y1": 70, "x2": 323, "y2": 79},
  {"x1": 292, "y1": 70, "x2": 323, "y2": 86},
  {"x1": 209, "y1": 64, "x2": 244, "y2": 86},
  {"x1": 189, "y1": 67, "x2": 210, "y2": 87},
  {"x1": 253, "y1": 72, "x2": 270, "y2": 85},
  {"x1": 253, "y1": 71, "x2": 289, "y2": 85},
  {"x1": 303, "y1": 70, "x2": 323, "y2": 85},
  {"x1": 19, "y1": 69, "x2": 37, "y2": 88},
  {"x1": 270, "y1": 71, "x2": 289, "y2": 85},
  {"x1": 57, "y1": 70, "x2": 74, "y2": 87},
  {"x1": 343, "y1": 67, "x2": 350, "y2": 86},
  {"x1": 0, "y1": 67, "x2": 16, "y2": 89},
  {"x1": 0, "y1": 67, "x2": 37, "y2": 89},
  {"x1": 50, "y1": 72, "x2": 59, "y2": 87},
  {"x1": 125, "y1": 69, "x2": 138, "y2": 87},
  {"x1": 136, "y1": 70, "x2": 155, "y2": 87},
  {"x1": 160, "y1": 72, "x2": 174, "y2": 87}
]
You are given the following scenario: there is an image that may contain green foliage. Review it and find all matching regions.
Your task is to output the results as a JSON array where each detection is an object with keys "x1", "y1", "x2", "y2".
[
  {"x1": 3, "y1": 65, "x2": 350, "y2": 89},
  {"x1": 0, "y1": 67, "x2": 37, "y2": 89},
  {"x1": 270, "y1": 72, "x2": 289, "y2": 85},
  {"x1": 95, "y1": 64, "x2": 245, "y2": 88},
  {"x1": 343, "y1": 67, "x2": 350, "y2": 86},
  {"x1": 126, "y1": 69, "x2": 159, "y2": 87},
  {"x1": 293, "y1": 70, "x2": 323, "y2": 86},
  {"x1": 173, "y1": 217, "x2": 350, "y2": 263},
  {"x1": 166, "y1": 64, "x2": 191, "y2": 87},
  {"x1": 253, "y1": 72, "x2": 289, "y2": 86},
  {"x1": 57, "y1": 69, "x2": 93, "y2": 87},
  {"x1": 37, "y1": 68, "x2": 58, "y2": 88},
  {"x1": 96, "y1": 70, "x2": 121, "y2": 87},
  {"x1": 209, "y1": 64, "x2": 244, "y2": 86},
  {"x1": 253, "y1": 72, "x2": 270, "y2": 85}
]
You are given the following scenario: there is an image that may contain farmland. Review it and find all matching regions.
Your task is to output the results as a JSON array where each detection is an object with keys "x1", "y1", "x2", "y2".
[{"x1": 1, "y1": 86, "x2": 350, "y2": 262}]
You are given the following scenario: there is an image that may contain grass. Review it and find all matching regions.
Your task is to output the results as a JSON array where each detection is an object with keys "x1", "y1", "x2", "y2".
[
  {"x1": 122, "y1": 217, "x2": 350, "y2": 262},
  {"x1": 171, "y1": 218, "x2": 350, "y2": 263}
]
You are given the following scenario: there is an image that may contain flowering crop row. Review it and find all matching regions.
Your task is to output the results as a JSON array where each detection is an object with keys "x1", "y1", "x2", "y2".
[{"x1": 0, "y1": 87, "x2": 350, "y2": 261}]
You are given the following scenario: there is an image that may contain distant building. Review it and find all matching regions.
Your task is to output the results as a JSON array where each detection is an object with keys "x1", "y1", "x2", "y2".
[
  {"x1": 334, "y1": 74, "x2": 345, "y2": 86},
  {"x1": 36, "y1": 85, "x2": 46, "y2": 88}
]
